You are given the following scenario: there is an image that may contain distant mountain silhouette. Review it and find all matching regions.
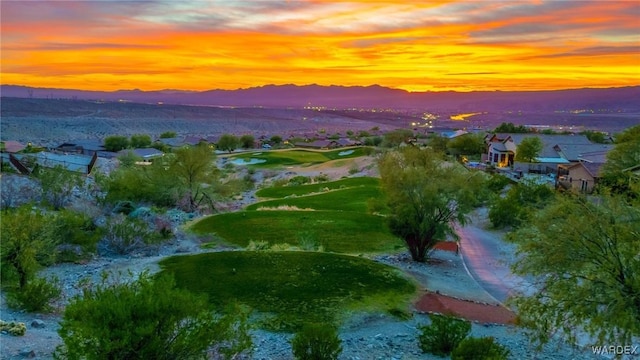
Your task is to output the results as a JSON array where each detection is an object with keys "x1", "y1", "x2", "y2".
[{"x1": 2, "y1": 84, "x2": 639, "y2": 111}]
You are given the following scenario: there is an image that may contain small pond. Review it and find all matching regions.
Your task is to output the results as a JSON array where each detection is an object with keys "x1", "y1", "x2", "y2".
[
  {"x1": 230, "y1": 158, "x2": 267, "y2": 165},
  {"x1": 338, "y1": 150, "x2": 355, "y2": 156}
]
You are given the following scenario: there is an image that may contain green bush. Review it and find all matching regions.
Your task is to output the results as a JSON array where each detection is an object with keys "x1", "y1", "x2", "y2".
[
  {"x1": 451, "y1": 337, "x2": 510, "y2": 360},
  {"x1": 53, "y1": 210, "x2": 102, "y2": 261},
  {"x1": 8, "y1": 276, "x2": 61, "y2": 313},
  {"x1": 289, "y1": 176, "x2": 311, "y2": 186},
  {"x1": 98, "y1": 215, "x2": 160, "y2": 255},
  {"x1": 291, "y1": 323, "x2": 342, "y2": 360},
  {"x1": 486, "y1": 174, "x2": 512, "y2": 193},
  {"x1": 418, "y1": 314, "x2": 471, "y2": 356},
  {"x1": 313, "y1": 173, "x2": 330, "y2": 183},
  {"x1": 55, "y1": 272, "x2": 252, "y2": 360}
]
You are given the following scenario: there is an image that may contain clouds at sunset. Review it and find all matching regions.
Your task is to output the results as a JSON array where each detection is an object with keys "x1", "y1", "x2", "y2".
[{"x1": 1, "y1": 0, "x2": 638, "y2": 91}]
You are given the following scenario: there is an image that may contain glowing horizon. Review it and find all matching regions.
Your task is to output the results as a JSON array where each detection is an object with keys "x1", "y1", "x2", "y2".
[{"x1": 2, "y1": 1, "x2": 639, "y2": 92}]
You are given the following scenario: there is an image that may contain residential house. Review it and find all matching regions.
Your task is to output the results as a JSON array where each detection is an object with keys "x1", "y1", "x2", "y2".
[
  {"x1": 55, "y1": 139, "x2": 105, "y2": 156},
  {"x1": 183, "y1": 136, "x2": 208, "y2": 146},
  {"x1": 484, "y1": 133, "x2": 594, "y2": 169},
  {"x1": 557, "y1": 161, "x2": 605, "y2": 193}
]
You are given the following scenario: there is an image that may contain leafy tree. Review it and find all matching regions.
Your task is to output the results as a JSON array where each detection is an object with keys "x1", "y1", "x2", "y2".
[
  {"x1": 507, "y1": 194, "x2": 640, "y2": 346},
  {"x1": 130, "y1": 134, "x2": 152, "y2": 148},
  {"x1": 493, "y1": 122, "x2": 529, "y2": 133},
  {"x1": 117, "y1": 150, "x2": 142, "y2": 168},
  {"x1": 382, "y1": 129, "x2": 414, "y2": 147},
  {"x1": 291, "y1": 323, "x2": 342, "y2": 360},
  {"x1": 427, "y1": 134, "x2": 449, "y2": 153},
  {"x1": 515, "y1": 137, "x2": 542, "y2": 163},
  {"x1": 55, "y1": 272, "x2": 252, "y2": 360},
  {"x1": 103, "y1": 135, "x2": 130, "y2": 152},
  {"x1": 379, "y1": 147, "x2": 483, "y2": 262},
  {"x1": 580, "y1": 130, "x2": 607, "y2": 144},
  {"x1": 599, "y1": 125, "x2": 640, "y2": 197},
  {"x1": 357, "y1": 130, "x2": 370, "y2": 138},
  {"x1": 363, "y1": 136, "x2": 383, "y2": 147},
  {"x1": 603, "y1": 125, "x2": 640, "y2": 174},
  {"x1": 102, "y1": 146, "x2": 217, "y2": 211},
  {"x1": 217, "y1": 134, "x2": 239, "y2": 152},
  {"x1": 488, "y1": 180, "x2": 554, "y2": 229},
  {"x1": 168, "y1": 145, "x2": 216, "y2": 211},
  {"x1": 447, "y1": 133, "x2": 485, "y2": 156},
  {"x1": 0, "y1": 205, "x2": 56, "y2": 289},
  {"x1": 270, "y1": 135, "x2": 283, "y2": 145},
  {"x1": 159, "y1": 131, "x2": 177, "y2": 138},
  {"x1": 239, "y1": 134, "x2": 255, "y2": 149},
  {"x1": 36, "y1": 165, "x2": 84, "y2": 210}
]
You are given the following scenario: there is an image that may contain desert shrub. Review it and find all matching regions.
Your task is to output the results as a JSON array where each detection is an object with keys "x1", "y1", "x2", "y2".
[
  {"x1": 418, "y1": 314, "x2": 471, "y2": 356},
  {"x1": 348, "y1": 165, "x2": 359, "y2": 175},
  {"x1": 291, "y1": 323, "x2": 342, "y2": 360},
  {"x1": 55, "y1": 272, "x2": 252, "y2": 360},
  {"x1": 246, "y1": 240, "x2": 270, "y2": 251},
  {"x1": 298, "y1": 232, "x2": 323, "y2": 252},
  {"x1": 0, "y1": 320, "x2": 27, "y2": 336},
  {"x1": 270, "y1": 243, "x2": 295, "y2": 251},
  {"x1": 52, "y1": 210, "x2": 102, "y2": 261},
  {"x1": 361, "y1": 146, "x2": 375, "y2": 156},
  {"x1": 7, "y1": 276, "x2": 61, "y2": 313},
  {"x1": 313, "y1": 173, "x2": 330, "y2": 183},
  {"x1": 451, "y1": 337, "x2": 510, "y2": 360},
  {"x1": 98, "y1": 215, "x2": 160, "y2": 255},
  {"x1": 289, "y1": 176, "x2": 311, "y2": 186},
  {"x1": 366, "y1": 197, "x2": 386, "y2": 214},
  {"x1": 272, "y1": 178, "x2": 289, "y2": 187},
  {"x1": 486, "y1": 174, "x2": 512, "y2": 193}
]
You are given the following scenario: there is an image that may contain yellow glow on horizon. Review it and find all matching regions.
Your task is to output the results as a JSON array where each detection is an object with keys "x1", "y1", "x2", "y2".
[{"x1": 1, "y1": 1, "x2": 638, "y2": 92}]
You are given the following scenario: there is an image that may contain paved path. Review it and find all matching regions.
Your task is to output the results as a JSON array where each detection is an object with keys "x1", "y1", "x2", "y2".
[{"x1": 457, "y1": 223, "x2": 528, "y2": 304}]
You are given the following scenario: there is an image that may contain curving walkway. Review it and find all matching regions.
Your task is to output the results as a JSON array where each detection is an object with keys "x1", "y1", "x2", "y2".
[{"x1": 456, "y1": 217, "x2": 531, "y2": 304}]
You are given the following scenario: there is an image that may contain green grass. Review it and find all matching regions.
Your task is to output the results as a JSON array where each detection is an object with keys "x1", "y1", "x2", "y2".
[
  {"x1": 247, "y1": 186, "x2": 381, "y2": 212},
  {"x1": 256, "y1": 176, "x2": 380, "y2": 198},
  {"x1": 159, "y1": 251, "x2": 416, "y2": 331},
  {"x1": 228, "y1": 147, "x2": 369, "y2": 168},
  {"x1": 191, "y1": 210, "x2": 403, "y2": 253}
]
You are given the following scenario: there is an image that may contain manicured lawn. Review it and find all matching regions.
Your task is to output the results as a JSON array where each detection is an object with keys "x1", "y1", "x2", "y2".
[
  {"x1": 159, "y1": 251, "x2": 417, "y2": 330},
  {"x1": 228, "y1": 147, "x2": 369, "y2": 168},
  {"x1": 247, "y1": 185, "x2": 382, "y2": 212},
  {"x1": 256, "y1": 176, "x2": 380, "y2": 198},
  {"x1": 191, "y1": 210, "x2": 403, "y2": 253}
]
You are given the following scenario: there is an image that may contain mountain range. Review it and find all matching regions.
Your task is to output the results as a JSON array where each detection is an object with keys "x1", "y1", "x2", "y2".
[{"x1": 2, "y1": 84, "x2": 639, "y2": 112}]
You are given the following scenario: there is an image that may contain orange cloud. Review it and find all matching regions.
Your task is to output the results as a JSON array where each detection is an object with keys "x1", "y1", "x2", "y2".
[{"x1": 1, "y1": 1, "x2": 638, "y2": 92}]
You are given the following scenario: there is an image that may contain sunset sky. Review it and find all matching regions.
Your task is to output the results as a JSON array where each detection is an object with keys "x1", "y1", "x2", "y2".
[{"x1": 1, "y1": 1, "x2": 639, "y2": 92}]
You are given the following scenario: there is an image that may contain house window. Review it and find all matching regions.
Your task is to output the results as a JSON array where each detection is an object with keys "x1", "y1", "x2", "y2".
[
  {"x1": 581, "y1": 179, "x2": 588, "y2": 192},
  {"x1": 493, "y1": 153, "x2": 498, "y2": 163}
]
